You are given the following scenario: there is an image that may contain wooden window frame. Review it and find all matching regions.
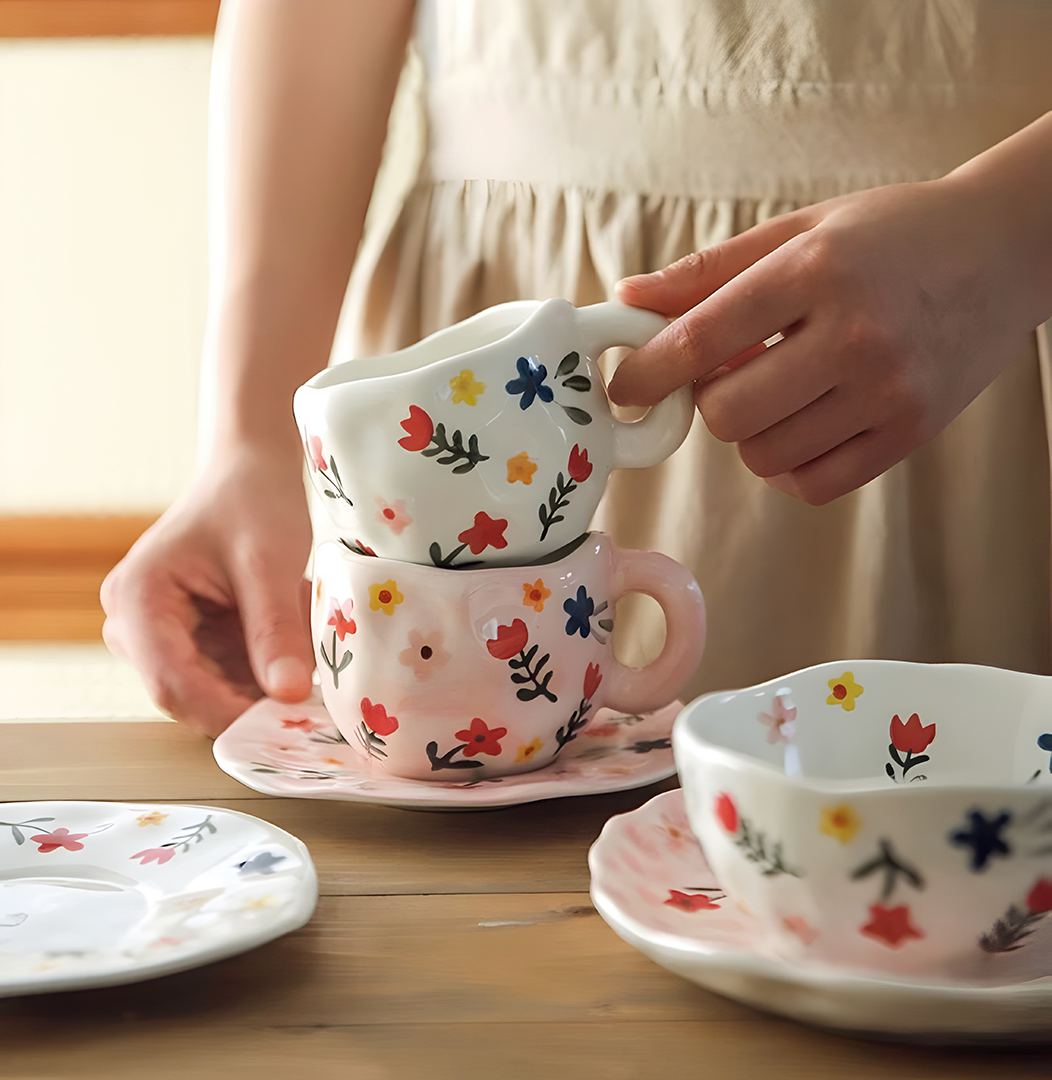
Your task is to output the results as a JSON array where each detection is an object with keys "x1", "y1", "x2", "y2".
[{"x1": 0, "y1": 0, "x2": 220, "y2": 37}]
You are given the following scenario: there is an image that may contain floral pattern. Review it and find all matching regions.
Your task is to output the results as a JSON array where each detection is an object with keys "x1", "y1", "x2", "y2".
[
  {"x1": 426, "y1": 718, "x2": 507, "y2": 770},
  {"x1": 449, "y1": 368, "x2": 486, "y2": 406},
  {"x1": 369, "y1": 580, "x2": 404, "y2": 616},
  {"x1": 757, "y1": 690, "x2": 796, "y2": 744},
  {"x1": 861, "y1": 904, "x2": 925, "y2": 948},
  {"x1": 715, "y1": 793, "x2": 802, "y2": 878},
  {"x1": 375, "y1": 497, "x2": 412, "y2": 535},
  {"x1": 506, "y1": 451, "x2": 538, "y2": 485},
  {"x1": 321, "y1": 598, "x2": 355, "y2": 688},
  {"x1": 486, "y1": 619, "x2": 558, "y2": 703},
  {"x1": 304, "y1": 433, "x2": 353, "y2": 506},
  {"x1": 886, "y1": 713, "x2": 935, "y2": 783},
  {"x1": 820, "y1": 803, "x2": 862, "y2": 844},
  {"x1": 665, "y1": 889, "x2": 723, "y2": 912},
  {"x1": 429, "y1": 512, "x2": 509, "y2": 568},
  {"x1": 136, "y1": 811, "x2": 168, "y2": 827},
  {"x1": 522, "y1": 578, "x2": 551, "y2": 612},
  {"x1": 398, "y1": 629, "x2": 451, "y2": 680},
  {"x1": 399, "y1": 404, "x2": 489, "y2": 472},
  {"x1": 398, "y1": 405, "x2": 434, "y2": 451},
  {"x1": 826, "y1": 672, "x2": 864, "y2": 711},
  {"x1": 130, "y1": 815, "x2": 218, "y2": 866},
  {"x1": 554, "y1": 664, "x2": 603, "y2": 754},
  {"x1": 506, "y1": 355, "x2": 554, "y2": 409},
  {"x1": 538, "y1": 444, "x2": 595, "y2": 543},
  {"x1": 950, "y1": 808, "x2": 1012, "y2": 871},
  {"x1": 980, "y1": 877, "x2": 1052, "y2": 952},
  {"x1": 515, "y1": 738, "x2": 545, "y2": 764},
  {"x1": 30, "y1": 827, "x2": 88, "y2": 853}
]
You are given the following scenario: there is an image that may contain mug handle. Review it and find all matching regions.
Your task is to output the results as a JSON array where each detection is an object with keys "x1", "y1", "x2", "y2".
[
  {"x1": 599, "y1": 547, "x2": 707, "y2": 715},
  {"x1": 575, "y1": 302, "x2": 695, "y2": 469}
]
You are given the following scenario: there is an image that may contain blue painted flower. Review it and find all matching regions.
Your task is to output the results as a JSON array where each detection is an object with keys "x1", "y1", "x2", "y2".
[
  {"x1": 237, "y1": 850, "x2": 287, "y2": 876},
  {"x1": 1038, "y1": 733, "x2": 1052, "y2": 770},
  {"x1": 564, "y1": 585, "x2": 595, "y2": 638},
  {"x1": 505, "y1": 355, "x2": 554, "y2": 410},
  {"x1": 949, "y1": 809, "x2": 1012, "y2": 871}
]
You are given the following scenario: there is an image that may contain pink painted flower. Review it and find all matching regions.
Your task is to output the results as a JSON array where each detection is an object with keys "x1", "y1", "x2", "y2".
[
  {"x1": 360, "y1": 698, "x2": 398, "y2": 736},
  {"x1": 398, "y1": 629, "x2": 451, "y2": 680},
  {"x1": 30, "y1": 827, "x2": 88, "y2": 853},
  {"x1": 757, "y1": 691, "x2": 797, "y2": 744},
  {"x1": 280, "y1": 717, "x2": 318, "y2": 732},
  {"x1": 130, "y1": 847, "x2": 176, "y2": 866},
  {"x1": 782, "y1": 915, "x2": 819, "y2": 945},
  {"x1": 327, "y1": 598, "x2": 356, "y2": 640},
  {"x1": 375, "y1": 496, "x2": 412, "y2": 535},
  {"x1": 306, "y1": 434, "x2": 327, "y2": 472},
  {"x1": 664, "y1": 889, "x2": 721, "y2": 911}
]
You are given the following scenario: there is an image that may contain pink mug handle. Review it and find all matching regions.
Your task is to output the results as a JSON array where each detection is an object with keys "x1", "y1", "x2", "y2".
[{"x1": 600, "y1": 548, "x2": 706, "y2": 714}]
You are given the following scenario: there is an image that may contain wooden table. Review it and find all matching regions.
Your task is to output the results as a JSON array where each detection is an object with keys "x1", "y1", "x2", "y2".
[{"x1": 2, "y1": 722, "x2": 1051, "y2": 1079}]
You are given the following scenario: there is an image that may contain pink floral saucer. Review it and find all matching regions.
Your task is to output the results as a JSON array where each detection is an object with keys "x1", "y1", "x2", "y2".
[
  {"x1": 213, "y1": 692, "x2": 680, "y2": 810},
  {"x1": 588, "y1": 789, "x2": 1052, "y2": 1042}
]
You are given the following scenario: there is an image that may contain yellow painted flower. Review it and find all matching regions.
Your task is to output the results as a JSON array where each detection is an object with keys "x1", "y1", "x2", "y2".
[
  {"x1": 819, "y1": 803, "x2": 862, "y2": 844},
  {"x1": 449, "y1": 368, "x2": 486, "y2": 406},
  {"x1": 506, "y1": 451, "x2": 538, "y2": 485},
  {"x1": 826, "y1": 671, "x2": 864, "y2": 711},
  {"x1": 369, "y1": 580, "x2": 404, "y2": 615},
  {"x1": 522, "y1": 578, "x2": 552, "y2": 612},
  {"x1": 515, "y1": 738, "x2": 544, "y2": 763},
  {"x1": 136, "y1": 811, "x2": 168, "y2": 827}
]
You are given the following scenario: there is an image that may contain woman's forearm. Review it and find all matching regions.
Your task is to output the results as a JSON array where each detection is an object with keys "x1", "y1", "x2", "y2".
[{"x1": 200, "y1": 0, "x2": 416, "y2": 460}]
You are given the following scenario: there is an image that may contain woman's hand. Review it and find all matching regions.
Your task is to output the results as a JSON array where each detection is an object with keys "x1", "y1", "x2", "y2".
[
  {"x1": 609, "y1": 115, "x2": 1052, "y2": 505},
  {"x1": 100, "y1": 446, "x2": 314, "y2": 736}
]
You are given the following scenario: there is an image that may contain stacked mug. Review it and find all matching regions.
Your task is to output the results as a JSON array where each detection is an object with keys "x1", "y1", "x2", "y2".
[{"x1": 293, "y1": 298, "x2": 707, "y2": 781}]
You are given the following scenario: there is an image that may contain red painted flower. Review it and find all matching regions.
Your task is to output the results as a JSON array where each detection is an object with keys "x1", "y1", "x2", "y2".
[
  {"x1": 353, "y1": 539, "x2": 377, "y2": 557},
  {"x1": 306, "y1": 434, "x2": 327, "y2": 472},
  {"x1": 280, "y1": 717, "x2": 318, "y2": 732},
  {"x1": 486, "y1": 619, "x2": 529, "y2": 660},
  {"x1": 455, "y1": 717, "x2": 508, "y2": 757},
  {"x1": 567, "y1": 443, "x2": 593, "y2": 483},
  {"x1": 398, "y1": 404, "x2": 434, "y2": 451},
  {"x1": 360, "y1": 697, "x2": 398, "y2": 736},
  {"x1": 583, "y1": 662, "x2": 603, "y2": 701},
  {"x1": 714, "y1": 792, "x2": 739, "y2": 834},
  {"x1": 664, "y1": 889, "x2": 720, "y2": 911},
  {"x1": 860, "y1": 904, "x2": 925, "y2": 948},
  {"x1": 130, "y1": 847, "x2": 176, "y2": 866},
  {"x1": 1027, "y1": 878, "x2": 1052, "y2": 914},
  {"x1": 457, "y1": 511, "x2": 509, "y2": 554},
  {"x1": 30, "y1": 827, "x2": 88, "y2": 853},
  {"x1": 327, "y1": 598, "x2": 356, "y2": 640},
  {"x1": 890, "y1": 713, "x2": 936, "y2": 754}
]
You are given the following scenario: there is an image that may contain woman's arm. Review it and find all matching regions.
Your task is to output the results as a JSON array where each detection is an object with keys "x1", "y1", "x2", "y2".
[
  {"x1": 609, "y1": 111, "x2": 1052, "y2": 505},
  {"x1": 101, "y1": 0, "x2": 416, "y2": 734}
]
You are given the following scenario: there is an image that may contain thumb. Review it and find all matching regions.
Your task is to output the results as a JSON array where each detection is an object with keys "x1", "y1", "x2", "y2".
[
  {"x1": 615, "y1": 208, "x2": 816, "y2": 317},
  {"x1": 233, "y1": 558, "x2": 315, "y2": 704}
]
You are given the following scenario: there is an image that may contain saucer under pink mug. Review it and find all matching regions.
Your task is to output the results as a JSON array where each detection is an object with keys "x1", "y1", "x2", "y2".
[{"x1": 311, "y1": 533, "x2": 706, "y2": 781}]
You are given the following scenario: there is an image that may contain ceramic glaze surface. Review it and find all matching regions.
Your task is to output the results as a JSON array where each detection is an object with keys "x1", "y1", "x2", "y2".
[
  {"x1": 311, "y1": 533, "x2": 705, "y2": 781},
  {"x1": 0, "y1": 801, "x2": 317, "y2": 996},
  {"x1": 673, "y1": 661, "x2": 1052, "y2": 978},
  {"x1": 213, "y1": 692, "x2": 682, "y2": 810},
  {"x1": 589, "y1": 789, "x2": 1052, "y2": 1042},
  {"x1": 293, "y1": 299, "x2": 693, "y2": 566}
]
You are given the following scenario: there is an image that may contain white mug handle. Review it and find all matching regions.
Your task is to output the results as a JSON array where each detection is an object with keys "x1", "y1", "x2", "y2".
[{"x1": 575, "y1": 302, "x2": 694, "y2": 469}]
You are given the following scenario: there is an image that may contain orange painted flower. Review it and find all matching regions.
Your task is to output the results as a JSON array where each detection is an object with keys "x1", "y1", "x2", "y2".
[
  {"x1": 368, "y1": 580, "x2": 403, "y2": 615},
  {"x1": 515, "y1": 738, "x2": 544, "y2": 764},
  {"x1": 522, "y1": 577, "x2": 551, "y2": 611},
  {"x1": 506, "y1": 451, "x2": 538, "y2": 485},
  {"x1": 819, "y1": 803, "x2": 862, "y2": 844},
  {"x1": 826, "y1": 671, "x2": 864, "y2": 711},
  {"x1": 135, "y1": 811, "x2": 168, "y2": 827}
]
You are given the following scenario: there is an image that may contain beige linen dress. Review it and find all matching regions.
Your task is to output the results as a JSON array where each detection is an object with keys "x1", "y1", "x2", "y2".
[{"x1": 337, "y1": 0, "x2": 1052, "y2": 701}]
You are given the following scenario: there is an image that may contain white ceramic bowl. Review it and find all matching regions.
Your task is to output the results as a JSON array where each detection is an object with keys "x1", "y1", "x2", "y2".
[{"x1": 672, "y1": 660, "x2": 1052, "y2": 978}]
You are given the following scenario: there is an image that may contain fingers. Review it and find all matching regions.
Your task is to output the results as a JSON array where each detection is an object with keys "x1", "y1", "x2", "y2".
[
  {"x1": 609, "y1": 239, "x2": 813, "y2": 407},
  {"x1": 615, "y1": 209, "x2": 816, "y2": 317},
  {"x1": 102, "y1": 560, "x2": 260, "y2": 737},
  {"x1": 228, "y1": 544, "x2": 314, "y2": 704}
]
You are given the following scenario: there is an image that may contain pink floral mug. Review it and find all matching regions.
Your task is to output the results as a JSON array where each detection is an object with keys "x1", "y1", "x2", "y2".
[
  {"x1": 311, "y1": 533, "x2": 706, "y2": 780},
  {"x1": 294, "y1": 298, "x2": 694, "y2": 567}
]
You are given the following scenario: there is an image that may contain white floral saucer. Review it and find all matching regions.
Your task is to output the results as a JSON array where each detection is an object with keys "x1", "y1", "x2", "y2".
[
  {"x1": 0, "y1": 801, "x2": 318, "y2": 997},
  {"x1": 213, "y1": 691, "x2": 680, "y2": 810},
  {"x1": 588, "y1": 789, "x2": 1052, "y2": 1043}
]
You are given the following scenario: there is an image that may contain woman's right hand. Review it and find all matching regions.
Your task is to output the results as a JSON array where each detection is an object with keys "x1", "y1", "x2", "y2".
[{"x1": 100, "y1": 444, "x2": 315, "y2": 737}]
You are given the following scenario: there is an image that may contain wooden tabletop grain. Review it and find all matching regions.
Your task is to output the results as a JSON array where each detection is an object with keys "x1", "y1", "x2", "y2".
[{"x1": 2, "y1": 721, "x2": 1051, "y2": 1080}]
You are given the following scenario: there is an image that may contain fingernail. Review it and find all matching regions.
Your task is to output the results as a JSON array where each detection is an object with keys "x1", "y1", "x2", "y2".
[
  {"x1": 765, "y1": 473, "x2": 801, "y2": 499},
  {"x1": 265, "y1": 657, "x2": 312, "y2": 698},
  {"x1": 616, "y1": 273, "x2": 656, "y2": 292}
]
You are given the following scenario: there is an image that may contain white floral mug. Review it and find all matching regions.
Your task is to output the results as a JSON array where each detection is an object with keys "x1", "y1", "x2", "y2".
[
  {"x1": 294, "y1": 298, "x2": 693, "y2": 567},
  {"x1": 311, "y1": 533, "x2": 706, "y2": 780}
]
